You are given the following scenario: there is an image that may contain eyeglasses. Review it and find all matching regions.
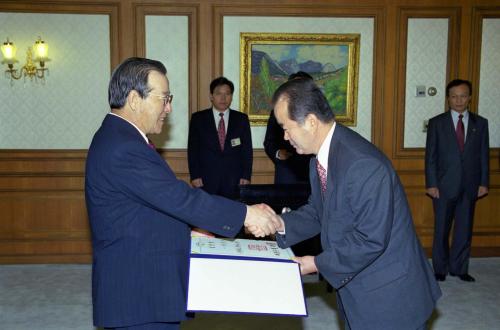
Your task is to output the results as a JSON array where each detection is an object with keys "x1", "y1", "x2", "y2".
[{"x1": 150, "y1": 93, "x2": 174, "y2": 106}]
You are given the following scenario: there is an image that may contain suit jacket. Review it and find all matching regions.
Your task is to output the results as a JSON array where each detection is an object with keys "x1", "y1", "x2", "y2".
[
  {"x1": 276, "y1": 124, "x2": 441, "y2": 330},
  {"x1": 85, "y1": 114, "x2": 246, "y2": 327},
  {"x1": 264, "y1": 109, "x2": 311, "y2": 184},
  {"x1": 425, "y1": 110, "x2": 489, "y2": 199},
  {"x1": 188, "y1": 108, "x2": 253, "y2": 198}
]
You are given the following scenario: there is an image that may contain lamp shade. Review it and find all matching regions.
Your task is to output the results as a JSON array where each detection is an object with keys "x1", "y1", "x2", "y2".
[
  {"x1": 1, "y1": 39, "x2": 17, "y2": 63},
  {"x1": 33, "y1": 37, "x2": 48, "y2": 61}
]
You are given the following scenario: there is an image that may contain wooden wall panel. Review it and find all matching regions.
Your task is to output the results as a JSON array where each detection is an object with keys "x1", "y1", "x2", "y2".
[
  {"x1": 0, "y1": 0, "x2": 499, "y2": 264},
  {"x1": 0, "y1": 184, "x2": 92, "y2": 263}
]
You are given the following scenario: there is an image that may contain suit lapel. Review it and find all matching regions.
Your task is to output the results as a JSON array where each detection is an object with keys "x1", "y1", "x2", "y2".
[
  {"x1": 106, "y1": 114, "x2": 148, "y2": 146},
  {"x1": 444, "y1": 111, "x2": 462, "y2": 154},
  {"x1": 322, "y1": 124, "x2": 340, "y2": 216},
  {"x1": 225, "y1": 109, "x2": 236, "y2": 148},
  {"x1": 464, "y1": 112, "x2": 477, "y2": 153},
  {"x1": 206, "y1": 109, "x2": 222, "y2": 151},
  {"x1": 310, "y1": 157, "x2": 321, "y2": 196},
  {"x1": 308, "y1": 157, "x2": 324, "y2": 219}
]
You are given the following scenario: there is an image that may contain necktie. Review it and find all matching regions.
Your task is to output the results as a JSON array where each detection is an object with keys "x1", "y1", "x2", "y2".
[
  {"x1": 147, "y1": 139, "x2": 156, "y2": 149},
  {"x1": 456, "y1": 114, "x2": 464, "y2": 152},
  {"x1": 316, "y1": 159, "x2": 327, "y2": 194},
  {"x1": 218, "y1": 113, "x2": 226, "y2": 151}
]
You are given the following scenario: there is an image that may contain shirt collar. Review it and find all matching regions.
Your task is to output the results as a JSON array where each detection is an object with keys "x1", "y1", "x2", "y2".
[
  {"x1": 109, "y1": 112, "x2": 148, "y2": 144},
  {"x1": 317, "y1": 122, "x2": 336, "y2": 172},
  {"x1": 450, "y1": 109, "x2": 468, "y2": 120},
  {"x1": 212, "y1": 108, "x2": 228, "y2": 115}
]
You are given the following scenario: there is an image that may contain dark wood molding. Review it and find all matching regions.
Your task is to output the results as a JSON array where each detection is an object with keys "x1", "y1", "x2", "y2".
[
  {"x1": 393, "y1": 6, "x2": 461, "y2": 159},
  {"x1": 469, "y1": 6, "x2": 500, "y2": 161}
]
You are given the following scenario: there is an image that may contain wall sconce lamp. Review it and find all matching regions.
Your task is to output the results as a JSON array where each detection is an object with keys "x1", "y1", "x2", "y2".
[{"x1": 1, "y1": 36, "x2": 49, "y2": 84}]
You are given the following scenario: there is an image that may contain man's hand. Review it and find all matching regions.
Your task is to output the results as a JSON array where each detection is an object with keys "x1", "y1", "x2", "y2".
[
  {"x1": 478, "y1": 186, "x2": 488, "y2": 198},
  {"x1": 277, "y1": 149, "x2": 292, "y2": 160},
  {"x1": 191, "y1": 178, "x2": 204, "y2": 188},
  {"x1": 239, "y1": 178, "x2": 250, "y2": 185},
  {"x1": 293, "y1": 256, "x2": 318, "y2": 275},
  {"x1": 274, "y1": 215, "x2": 285, "y2": 233},
  {"x1": 191, "y1": 228, "x2": 215, "y2": 238},
  {"x1": 426, "y1": 187, "x2": 439, "y2": 199},
  {"x1": 244, "y1": 204, "x2": 281, "y2": 237}
]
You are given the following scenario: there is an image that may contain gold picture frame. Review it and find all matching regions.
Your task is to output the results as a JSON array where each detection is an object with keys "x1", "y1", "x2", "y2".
[{"x1": 240, "y1": 32, "x2": 360, "y2": 126}]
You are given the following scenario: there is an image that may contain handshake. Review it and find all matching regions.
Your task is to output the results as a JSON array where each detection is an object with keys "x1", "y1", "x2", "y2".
[{"x1": 244, "y1": 204, "x2": 285, "y2": 238}]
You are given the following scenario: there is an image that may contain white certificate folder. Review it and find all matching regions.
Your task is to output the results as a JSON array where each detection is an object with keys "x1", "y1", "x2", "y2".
[{"x1": 187, "y1": 237, "x2": 307, "y2": 316}]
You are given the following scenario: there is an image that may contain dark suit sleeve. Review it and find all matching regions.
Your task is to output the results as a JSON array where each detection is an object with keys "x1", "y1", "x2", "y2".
[
  {"x1": 111, "y1": 143, "x2": 245, "y2": 236},
  {"x1": 275, "y1": 196, "x2": 322, "y2": 248},
  {"x1": 275, "y1": 158, "x2": 321, "y2": 246},
  {"x1": 187, "y1": 113, "x2": 202, "y2": 180},
  {"x1": 263, "y1": 110, "x2": 281, "y2": 163},
  {"x1": 479, "y1": 118, "x2": 489, "y2": 187},
  {"x1": 241, "y1": 114, "x2": 253, "y2": 180},
  {"x1": 315, "y1": 159, "x2": 393, "y2": 289},
  {"x1": 425, "y1": 117, "x2": 438, "y2": 188}
]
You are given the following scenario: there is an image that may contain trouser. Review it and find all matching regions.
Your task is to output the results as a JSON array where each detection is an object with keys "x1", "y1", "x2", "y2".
[{"x1": 432, "y1": 190, "x2": 476, "y2": 275}]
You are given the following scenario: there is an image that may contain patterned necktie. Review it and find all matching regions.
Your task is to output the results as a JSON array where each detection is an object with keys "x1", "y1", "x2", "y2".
[
  {"x1": 456, "y1": 114, "x2": 464, "y2": 152},
  {"x1": 316, "y1": 159, "x2": 327, "y2": 194},
  {"x1": 218, "y1": 113, "x2": 226, "y2": 151}
]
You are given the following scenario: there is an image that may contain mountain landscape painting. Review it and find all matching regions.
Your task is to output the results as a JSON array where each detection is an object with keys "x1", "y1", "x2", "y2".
[{"x1": 240, "y1": 33, "x2": 360, "y2": 126}]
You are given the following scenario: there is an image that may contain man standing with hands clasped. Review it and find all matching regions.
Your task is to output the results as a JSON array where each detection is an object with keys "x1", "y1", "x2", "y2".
[
  {"x1": 85, "y1": 57, "x2": 279, "y2": 330},
  {"x1": 425, "y1": 79, "x2": 489, "y2": 283},
  {"x1": 188, "y1": 77, "x2": 252, "y2": 199},
  {"x1": 271, "y1": 78, "x2": 441, "y2": 330}
]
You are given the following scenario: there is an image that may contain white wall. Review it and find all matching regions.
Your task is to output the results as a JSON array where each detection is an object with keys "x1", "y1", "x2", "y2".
[
  {"x1": 224, "y1": 16, "x2": 374, "y2": 147},
  {"x1": 404, "y1": 18, "x2": 448, "y2": 148},
  {"x1": 0, "y1": 13, "x2": 496, "y2": 150},
  {"x1": 146, "y1": 15, "x2": 189, "y2": 149},
  {"x1": 0, "y1": 13, "x2": 110, "y2": 149}
]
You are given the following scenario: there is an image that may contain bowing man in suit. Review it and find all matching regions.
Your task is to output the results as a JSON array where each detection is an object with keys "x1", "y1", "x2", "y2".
[
  {"x1": 271, "y1": 78, "x2": 441, "y2": 330},
  {"x1": 425, "y1": 79, "x2": 489, "y2": 282},
  {"x1": 264, "y1": 71, "x2": 313, "y2": 184},
  {"x1": 188, "y1": 77, "x2": 252, "y2": 199},
  {"x1": 85, "y1": 57, "x2": 279, "y2": 330}
]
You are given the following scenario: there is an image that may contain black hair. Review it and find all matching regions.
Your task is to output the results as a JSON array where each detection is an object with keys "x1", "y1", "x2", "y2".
[
  {"x1": 446, "y1": 79, "x2": 472, "y2": 97},
  {"x1": 288, "y1": 71, "x2": 313, "y2": 81},
  {"x1": 272, "y1": 78, "x2": 334, "y2": 125},
  {"x1": 108, "y1": 57, "x2": 167, "y2": 109},
  {"x1": 209, "y1": 76, "x2": 234, "y2": 94}
]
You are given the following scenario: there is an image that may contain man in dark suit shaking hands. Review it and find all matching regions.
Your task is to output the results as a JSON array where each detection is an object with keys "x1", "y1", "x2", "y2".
[
  {"x1": 188, "y1": 77, "x2": 252, "y2": 199},
  {"x1": 425, "y1": 79, "x2": 490, "y2": 282},
  {"x1": 85, "y1": 58, "x2": 279, "y2": 330},
  {"x1": 271, "y1": 78, "x2": 441, "y2": 330}
]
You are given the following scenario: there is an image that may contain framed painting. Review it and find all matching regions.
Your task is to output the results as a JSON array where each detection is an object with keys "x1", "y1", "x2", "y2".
[{"x1": 240, "y1": 32, "x2": 360, "y2": 126}]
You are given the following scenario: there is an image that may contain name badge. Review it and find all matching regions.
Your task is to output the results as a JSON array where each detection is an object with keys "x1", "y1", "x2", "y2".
[{"x1": 231, "y1": 138, "x2": 241, "y2": 147}]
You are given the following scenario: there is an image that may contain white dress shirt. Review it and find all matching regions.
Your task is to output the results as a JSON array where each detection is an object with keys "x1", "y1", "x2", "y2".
[
  {"x1": 212, "y1": 108, "x2": 229, "y2": 133},
  {"x1": 450, "y1": 109, "x2": 469, "y2": 142},
  {"x1": 316, "y1": 122, "x2": 337, "y2": 173}
]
